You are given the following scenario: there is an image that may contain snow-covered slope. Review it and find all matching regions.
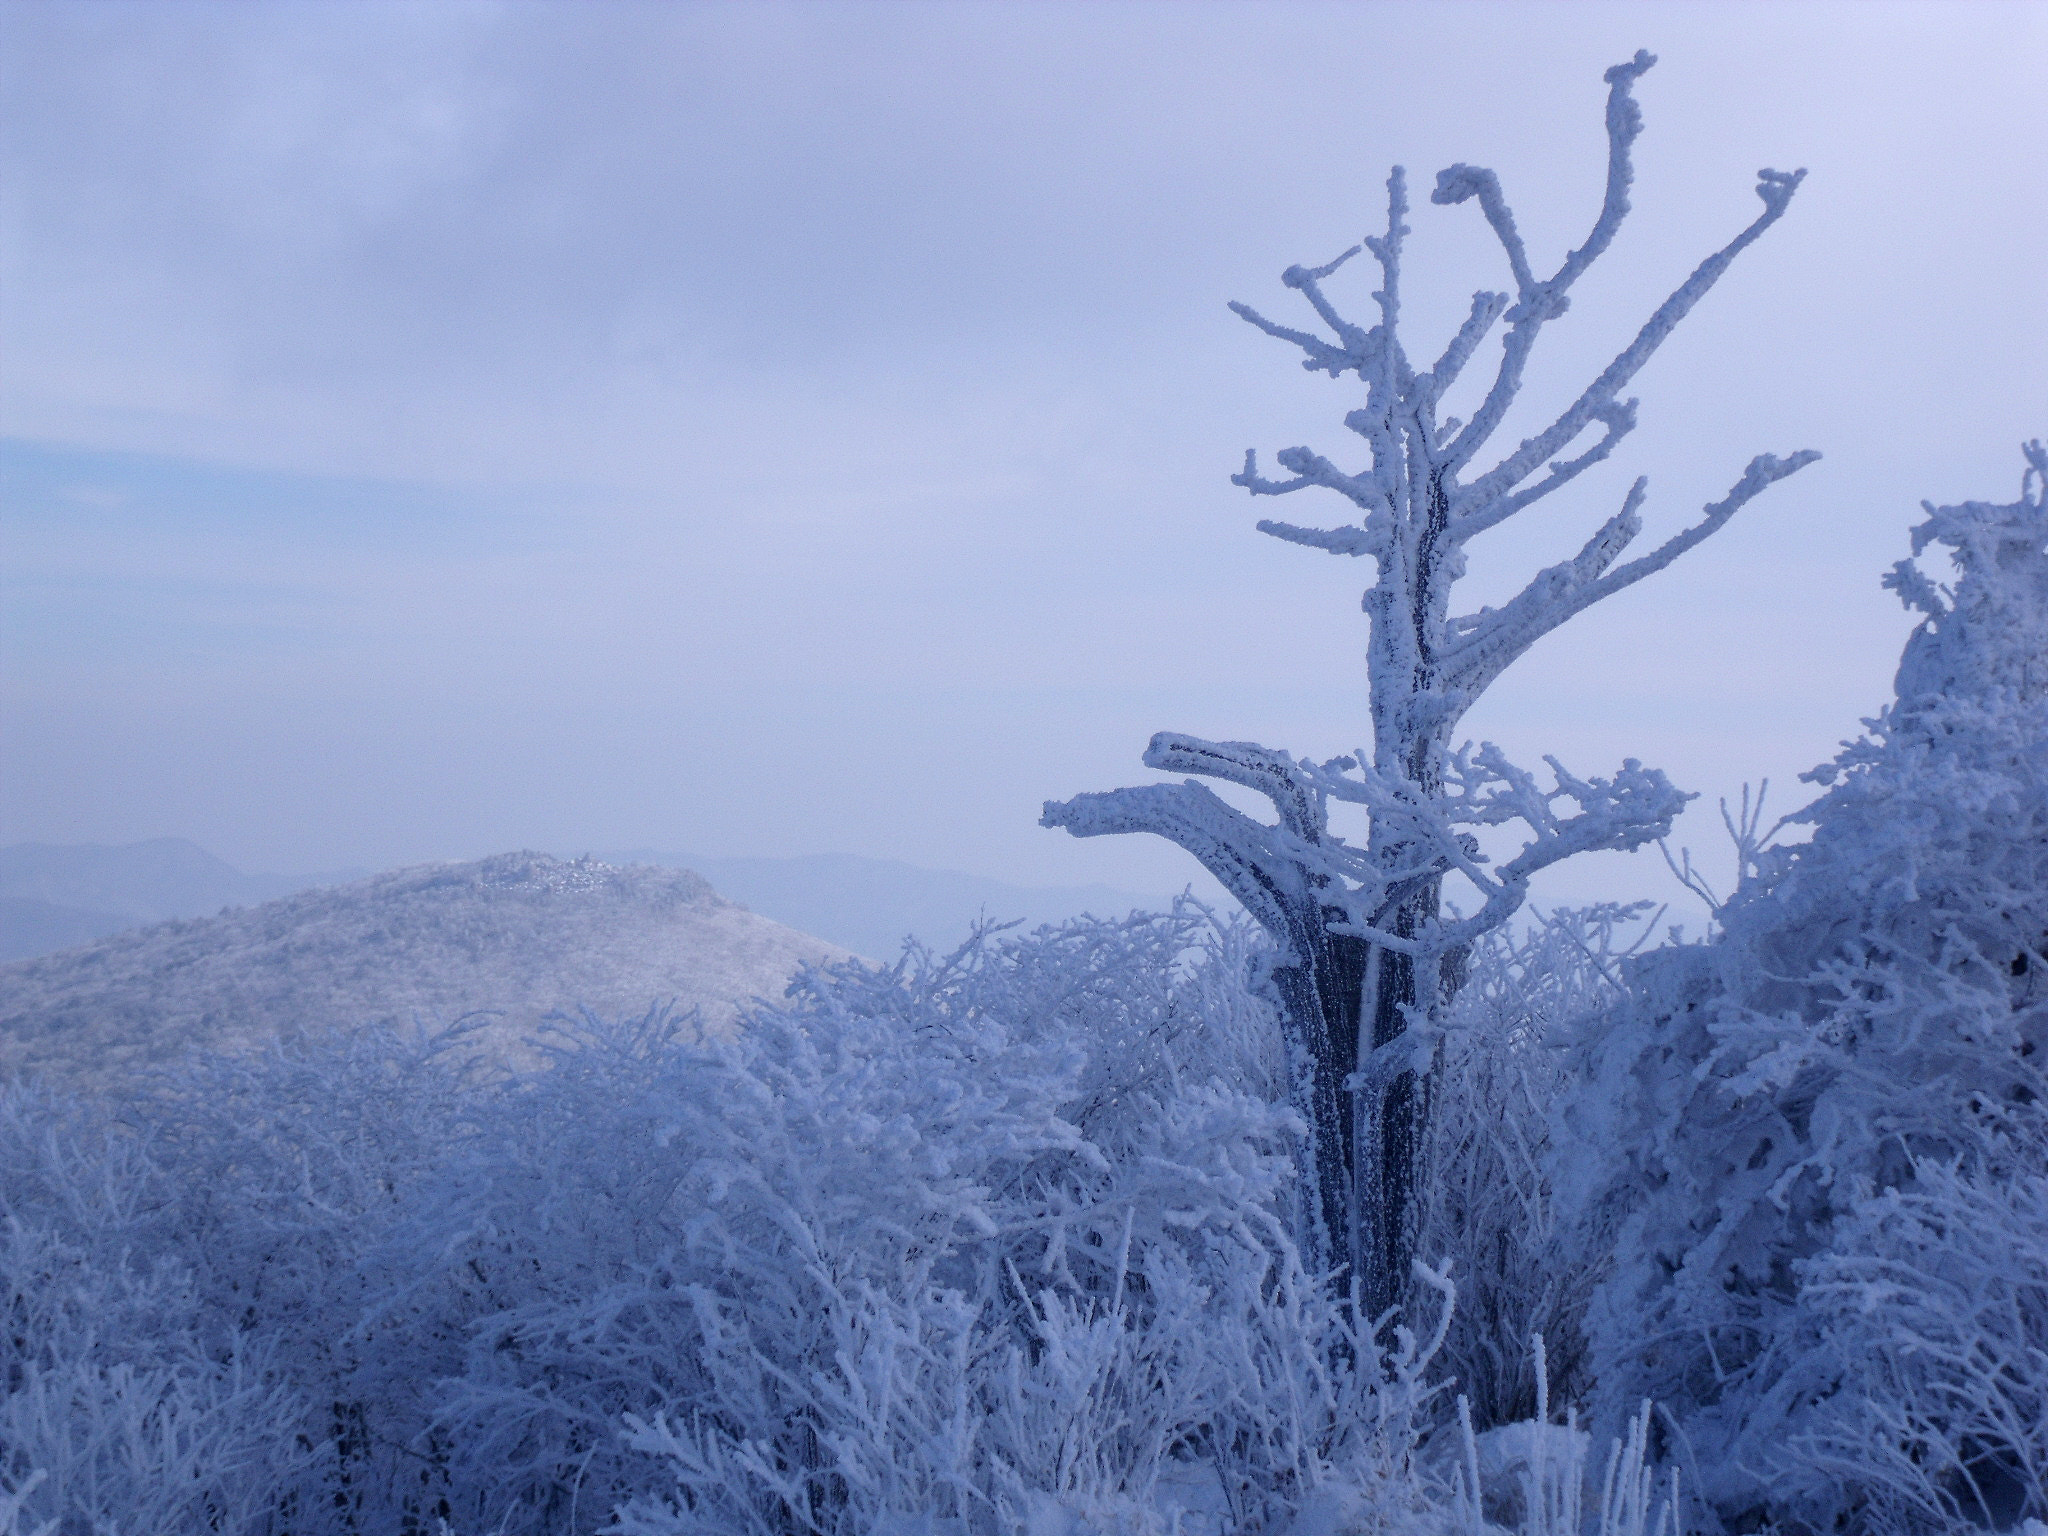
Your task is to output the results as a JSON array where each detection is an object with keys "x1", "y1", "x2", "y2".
[{"x1": 0, "y1": 851, "x2": 852, "y2": 1088}]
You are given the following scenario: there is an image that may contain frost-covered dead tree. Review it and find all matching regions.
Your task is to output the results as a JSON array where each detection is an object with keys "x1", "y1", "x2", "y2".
[{"x1": 1043, "y1": 52, "x2": 1815, "y2": 1317}]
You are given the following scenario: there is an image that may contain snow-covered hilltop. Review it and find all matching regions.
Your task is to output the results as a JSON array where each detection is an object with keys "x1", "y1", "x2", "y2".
[{"x1": 0, "y1": 851, "x2": 851, "y2": 1088}]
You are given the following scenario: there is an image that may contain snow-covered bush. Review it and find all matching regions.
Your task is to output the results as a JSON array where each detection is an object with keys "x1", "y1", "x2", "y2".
[
  {"x1": 1566, "y1": 444, "x2": 2048, "y2": 1531},
  {"x1": 1446, "y1": 1337, "x2": 1682, "y2": 1536},
  {"x1": 1, "y1": 905, "x2": 1481, "y2": 1535},
  {"x1": 0, "y1": 1088, "x2": 318, "y2": 1535},
  {"x1": 1791, "y1": 1144, "x2": 2048, "y2": 1531},
  {"x1": 435, "y1": 910, "x2": 1447, "y2": 1536},
  {"x1": 1419, "y1": 906, "x2": 1648, "y2": 1429}
]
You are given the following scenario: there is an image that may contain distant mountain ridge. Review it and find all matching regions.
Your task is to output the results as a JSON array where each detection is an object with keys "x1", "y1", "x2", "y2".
[
  {"x1": 0, "y1": 852, "x2": 849, "y2": 1090},
  {"x1": 601, "y1": 850, "x2": 1175, "y2": 960},
  {"x1": 0, "y1": 838, "x2": 366, "y2": 963}
]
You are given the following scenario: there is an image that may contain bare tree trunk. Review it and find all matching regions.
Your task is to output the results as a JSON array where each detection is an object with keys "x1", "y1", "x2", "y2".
[
  {"x1": 1266, "y1": 916, "x2": 1368, "y2": 1275},
  {"x1": 1356, "y1": 923, "x2": 1425, "y2": 1323},
  {"x1": 1267, "y1": 894, "x2": 1439, "y2": 1326}
]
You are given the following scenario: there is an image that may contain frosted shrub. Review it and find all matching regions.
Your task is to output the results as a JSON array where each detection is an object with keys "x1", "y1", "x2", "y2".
[
  {"x1": 1419, "y1": 906, "x2": 1648, "y2": 1429},
  {"x1": 128, "y1": 1015, "x2": 497, "y2": 1527},
  {"x1": 1791, "y1": 1143, "x2": 2048, "y2": 1530},
  {"x1": 1567, "y1": 446, "x2": 2048, "y2": 1530},
  {"x1": 2, "y1": 907, "x2": 1474, "y2": 1533},
  {"x1": 0, "y1": 1091, "x2": 317, "y2": 1536},
  {"x1": 498, "y1": 910, "x2": 1441, "y2": 1536},
  {"x1": 1448, "y1": 1338, "x2": 1681, "y2": 1536},
  {"x1": 3, "y1": 1017, "x2": 530, "y2": 1530}
]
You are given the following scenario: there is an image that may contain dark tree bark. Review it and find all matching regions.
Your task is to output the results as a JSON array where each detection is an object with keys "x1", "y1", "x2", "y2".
[{"x1": 1264, "y1": 914, "x2": 1368, "y2": 1278}]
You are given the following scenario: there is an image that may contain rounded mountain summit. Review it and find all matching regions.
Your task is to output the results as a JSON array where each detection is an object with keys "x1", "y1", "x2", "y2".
[{"x1": 0, "y1": 852, "x2": 853, "y2": 1089}]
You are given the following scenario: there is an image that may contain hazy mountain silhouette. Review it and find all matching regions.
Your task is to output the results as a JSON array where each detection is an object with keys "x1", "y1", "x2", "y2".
[
  {"x1": 0, "y1": 841, "x2": 1181, "y2": 967},
  {"x1": 0, "y1": 838, "x2": 367, "y2": 962}
]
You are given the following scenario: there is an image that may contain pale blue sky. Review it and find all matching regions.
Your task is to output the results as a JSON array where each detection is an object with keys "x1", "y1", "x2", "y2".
[{"x1": 2, "y1": 0, "x2": 2043, "y2": 913}]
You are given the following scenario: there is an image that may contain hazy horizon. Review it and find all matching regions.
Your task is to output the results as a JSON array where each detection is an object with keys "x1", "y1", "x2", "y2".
[{"x1": 4, "y1": 0, "x2": 2043, "y2": 919}]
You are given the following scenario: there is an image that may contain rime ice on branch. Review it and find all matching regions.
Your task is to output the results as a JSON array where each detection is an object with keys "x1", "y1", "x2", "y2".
[{"x1": 1043, "y1": 52, "x2": 1815, "y2": 1317}]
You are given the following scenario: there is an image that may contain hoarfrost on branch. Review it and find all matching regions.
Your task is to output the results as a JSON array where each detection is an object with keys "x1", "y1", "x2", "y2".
[{"x1": 1043, "y1": 51, "x2": 1815, "y2": 1314}]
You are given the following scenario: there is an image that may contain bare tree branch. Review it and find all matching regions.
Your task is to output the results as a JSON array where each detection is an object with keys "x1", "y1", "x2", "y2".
[
  {"x1": 1452, "y1": 167, "x2": 1807, "y2": 516},
  {"x1": 1040, "y1": 782, "x2": 1303, "y2": 943},
  {"x1": 1141, "y1": 732, "x2": 1325, "y2": 843}
]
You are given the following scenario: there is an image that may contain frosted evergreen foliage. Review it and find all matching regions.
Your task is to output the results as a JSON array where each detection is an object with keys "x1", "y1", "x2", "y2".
[
  {"x1": 1043, "y1": 52, "x2": 1813, "y2": 1311},
  {"x1": 1567, "y1": 444, "x2": 2048, "y2": 1531}
]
